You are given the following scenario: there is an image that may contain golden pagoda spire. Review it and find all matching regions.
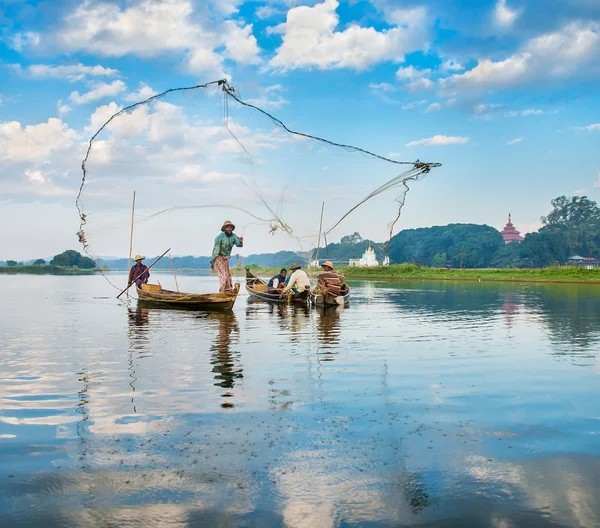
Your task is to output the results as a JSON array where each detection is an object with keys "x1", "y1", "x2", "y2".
[{"x1": 508, "y1": 213, "x2": 511, "y2": 224}]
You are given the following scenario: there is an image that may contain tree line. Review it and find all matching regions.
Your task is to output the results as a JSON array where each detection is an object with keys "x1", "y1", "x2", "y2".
[{"x1": 2, "y1": 250, "x2": 96, "y2": 269}]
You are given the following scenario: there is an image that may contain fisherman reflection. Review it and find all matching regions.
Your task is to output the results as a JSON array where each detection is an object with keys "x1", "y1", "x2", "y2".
[
  {"x1": 208, "y1": 312, "x2": 242, "y2": 408},
  {"x1": 128, "y1": 306, "x2": 149, "y2": 329},
  {"x1": 316, "y1": 305, "x2": 342, "y2": 360}
]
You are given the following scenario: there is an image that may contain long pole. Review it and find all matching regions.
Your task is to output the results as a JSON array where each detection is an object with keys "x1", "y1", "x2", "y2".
[
  {"x1": 169, "y1": 253, "x2": 179, "y2": 292},
  {"x1": 315, "y1": 201, "x2": 325, "y2": 268},
  {"x1": 117, "y1": 248, "x2": 171, "y2": 299},
  {"x1": 126, "y1": 190, "x2": 136, "y2": 298}
]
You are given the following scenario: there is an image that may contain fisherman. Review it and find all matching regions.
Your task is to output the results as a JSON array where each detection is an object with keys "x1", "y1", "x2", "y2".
[
  {"x1": 268, "y1": 268, "x2": 287, "y2": 290},
  {"x1": 317, "y1": 260, "x2": 343, "y2": 297},
  {"x1": 280, "y1": 263, "x2": 310, "y2": 297},
  {"x1": 211, "y1": 220, "x2": 244, "y2": 292},
  {"x1": 129, "y1": 255, "x2": 150, "y2": 288}
]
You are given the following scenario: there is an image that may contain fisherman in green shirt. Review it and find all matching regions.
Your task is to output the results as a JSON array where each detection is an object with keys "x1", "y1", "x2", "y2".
[{"x1": 210, "y1": 220, "x2": 244, "y2": 292}]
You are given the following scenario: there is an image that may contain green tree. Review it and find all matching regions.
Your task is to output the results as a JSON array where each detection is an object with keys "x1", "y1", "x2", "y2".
[
  {"x1": 50, "y1": 250, "x2": 96, "y2": 268},
  {"x1": 520, "y1": 230, "x2": 569, "y2": 267},
  {"x1": 33, "y1": 259, "x2": 46, "y2": 265},
  {"x1": 6, "y1": 260, "x2": 17, "y2": 266},
  {"x1": 340, "y1": 232, "x2": 363, "y2": 245},
  {"x1": 431, "y1": 252, "x2": 447, "y2": 267},
  {"x1": 541, "y1": 195, "x2": 600, "y2": 257}
]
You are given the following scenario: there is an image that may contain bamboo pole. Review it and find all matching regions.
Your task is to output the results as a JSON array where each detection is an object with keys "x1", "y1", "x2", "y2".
[
  {"x1": 169, "y1": 253, "x2": 179, "y2": 292},
  {"x1": 126, "y1": 190, "x2": 136, "y2": 298},
  {"x1": 315, "y1": 201, "x2": 325, "y2": 268},
  {"x1": 117, "y1": 248, "x2": 171, "y2": 299}
]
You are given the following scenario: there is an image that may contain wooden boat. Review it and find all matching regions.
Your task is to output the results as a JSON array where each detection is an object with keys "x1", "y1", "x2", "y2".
[
  {"x1": 310, "y1": 283, "x2": 350, "y2": 307},
  {"x1": 245, "y1": 268, "x2": 310, "y2": 304},
  {"x1": 136, "y1": 283, "x2": 239, "y2": 310}
]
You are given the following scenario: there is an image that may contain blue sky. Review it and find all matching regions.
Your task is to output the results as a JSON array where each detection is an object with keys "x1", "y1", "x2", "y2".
[{"x1": 1, "y1": 0, "x2": 599, "y2": 260}]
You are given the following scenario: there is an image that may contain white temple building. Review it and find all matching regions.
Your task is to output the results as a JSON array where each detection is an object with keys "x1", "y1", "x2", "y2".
[{"x1": 349, "y1": 246, "x2": 379, "y2": 267}]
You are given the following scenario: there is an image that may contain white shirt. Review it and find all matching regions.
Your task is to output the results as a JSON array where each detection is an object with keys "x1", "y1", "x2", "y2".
[{"x1": 283, "y1": 269, "x2": 310, "y2": 293}]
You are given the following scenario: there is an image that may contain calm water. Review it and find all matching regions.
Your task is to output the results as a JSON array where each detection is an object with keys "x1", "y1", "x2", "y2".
[{"x1": 1, "y1": 273, "x2": 600, "y2": 527}]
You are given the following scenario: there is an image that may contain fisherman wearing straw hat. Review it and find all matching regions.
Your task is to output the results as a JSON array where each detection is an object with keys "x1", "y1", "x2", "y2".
[
  {"x1": 316, "y1": 260, "x2": 343, "y2": 297},
  {"x1": 211, "y1": 220, "x2": 244, "y2": 292},
  {"x1": 129, "y1": 255, "x2": 150, "y2": 288},
  {"x1": 280, "y1": 263, "x2": 310, "y2": 297}
]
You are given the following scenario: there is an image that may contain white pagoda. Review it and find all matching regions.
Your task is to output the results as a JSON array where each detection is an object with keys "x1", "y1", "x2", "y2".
[{"x1": 349, "y1": 245, "x2": 379, "y2": 267}]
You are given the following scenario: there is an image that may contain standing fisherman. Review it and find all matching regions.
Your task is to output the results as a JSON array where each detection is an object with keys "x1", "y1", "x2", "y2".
[{"x1": 211, "y1": 221, "x2": 244, "y2": 292}]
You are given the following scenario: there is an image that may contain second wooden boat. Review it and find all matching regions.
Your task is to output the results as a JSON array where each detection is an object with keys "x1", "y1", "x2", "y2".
[
  {"x1": 310, "y1": 283, "x2": 350, "y2": 307},
  {"x1": 136, "y1": 283, "x2": 239, "y2": 310},
  {"x1": 245, "y1": 268, "x2": 310, "y2": 304}
]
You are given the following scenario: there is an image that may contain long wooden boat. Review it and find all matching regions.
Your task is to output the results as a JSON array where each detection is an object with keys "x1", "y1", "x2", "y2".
[
  {"x1": 136, "y1": 283, "x2": 239, "y2": 310},
  {"x1": 245, "y1": 268, "x2": 310, "y2": 304},
  {"x1": 310, "y1": 283, "x2": 350, "y2": 307}
]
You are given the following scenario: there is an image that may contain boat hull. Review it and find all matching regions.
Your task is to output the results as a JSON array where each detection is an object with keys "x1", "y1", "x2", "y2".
[
  {"x1": 245, "y1": 268, "x2": 310, "y2": 304},
  {"x1": 136, "y1": 283, "x2": 239, "y2": 311},
  {"x1": 310, "y1": 288, "x2": 350, "y2": 307}
]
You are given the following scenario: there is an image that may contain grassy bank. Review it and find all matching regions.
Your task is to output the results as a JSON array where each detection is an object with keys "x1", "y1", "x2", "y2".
[
  {"x1": 0, "y1": 265, "x2": 99, "y2": 275},
  {"x1": 232, "y1": 264, "x2": 600, "y2": 283},
  {"x1": 339, "y1": 264, "x2": 600, "y2": 283}
]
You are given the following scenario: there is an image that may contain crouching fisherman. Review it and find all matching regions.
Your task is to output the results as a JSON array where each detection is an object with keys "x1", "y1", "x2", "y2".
[
  {"x1": 280, "y1": 263, "x2": 310, "y2": 297},
  {"x1": 268, "y1": 268, "x2": 287, "y2": 290},
  {"x1": 129, "y1": 255, "x2": 150, "y2": 288},
  {"x1": 316, "y1": 261, "x2": 343, "y2": 297}
]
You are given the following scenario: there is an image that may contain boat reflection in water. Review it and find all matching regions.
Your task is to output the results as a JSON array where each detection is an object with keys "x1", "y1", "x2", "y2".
[
  {"x1": 315, "y1": 305, "x2": 343, "y2": 360},
  {"x1": 207, "y1": 311, "x2": 242, "y2": 408}
]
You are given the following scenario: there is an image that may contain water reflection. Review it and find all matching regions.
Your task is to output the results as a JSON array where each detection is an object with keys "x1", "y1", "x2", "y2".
[
  {"x1": 207, "y1": 311, "x2": 241, "y2": 408},
  {"x1": 315, "y1": 306, "x2": 342, "y2": 358},
  {"x1": 1, "y1": 275, "x2": 600, "y2": 527}
]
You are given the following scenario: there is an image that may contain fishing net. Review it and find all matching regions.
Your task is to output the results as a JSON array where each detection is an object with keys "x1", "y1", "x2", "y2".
[{"x1": 76, "y1": 79, "x2": 440, "y2": 289}]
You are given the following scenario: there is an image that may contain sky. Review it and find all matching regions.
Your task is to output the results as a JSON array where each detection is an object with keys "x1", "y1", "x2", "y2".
[{"x1": 1, "y1": 0, "x2": 600, "y2": 260}]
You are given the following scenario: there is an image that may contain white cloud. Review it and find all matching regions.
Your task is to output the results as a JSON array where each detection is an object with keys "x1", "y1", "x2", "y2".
[
  {"x1": 405, "y1": 135, "x2": 470, "y2": 147},
  {"x1": 245, "y1": 84, "x2": 289, "y2": 109},
  {"x1": 575, "y1": 123, "x2": 600, "y2": 132},
  {"x1": 507, "y1": 136, "x2": 524, "y2": 145},
  {"x1": 574, "y1": 188, "x2": 587, "y2": 196},
  {"x1": 245, "y1": 96, "x2": 289, "y2": 109},
  {"x1": 396, "y1": 66, "x2": 434, "y2": 91},
  {"x1": 441, "y1": 59, "x2": 464, "y2": 72},
  {"x1": 15, "y1": 0, "x2": 260, "y2": 79},
  {"x1": 222, "y1": 21, "x2": 261, "y2": 64},
  {"x1": 256, "y1": 5, "x2": 283, "y2": 20},
  {"x1": 125, "y1": 83, "x2": 157, "y2": 102},
  {"x1": 169, "y1": 165, "x2": 240, "y2": 184},
  {"x1": 494, "y1": 0, "x2": 519, "y2": 28},
  {"x1": 426, "y1": 102, "x2": 441, "y2": 112},
  {"x1": 269, "y1": 0, "x2": 428, "y2": 70},
  {"x1": 70, "y1": 80, "x2": 127, "y2": 105},
  {"x1": 506, "y1": 108, "x2": 556, "y2": 117},
  {"x1": 21, "y1": 63, "x2": 119, "y2": 82},
  {"x1": 594, "y1": 170, "x2": 600, "y2": 188},
  {"x1": 0, "y1": 118, "x2": 77, "y2": 162},
  {"x1": 57, "y1": 101, "x2": 71, "y2": 116},
  {"x1": 369, "y1": 82, "x2": 396, "y2": 92},
  {"x1": 401, "y1": 100, "x2": 427, "y2": 110},
  {"x1": 0, "y1": 96, "x2": 3, "y2": 107},
  {"x1": 440, "y1": 22, "x2": 600, "y2": 94},
  {"x1": 25, "y1": 168, "x2": 45, "y2": 184}
]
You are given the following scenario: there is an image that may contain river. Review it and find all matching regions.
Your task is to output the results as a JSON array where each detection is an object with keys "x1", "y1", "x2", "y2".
[{"x1": 1, "y1": 274, "x2": 599, "y2": 527}]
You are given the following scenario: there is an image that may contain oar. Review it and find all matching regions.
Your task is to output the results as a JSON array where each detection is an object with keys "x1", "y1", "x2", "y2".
[{"x1": 117, "y1": 248, "x2": 171, "y2": 299}]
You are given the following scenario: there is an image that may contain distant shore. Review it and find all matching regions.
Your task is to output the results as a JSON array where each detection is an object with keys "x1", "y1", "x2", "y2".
[
  {"x1": 0, "y1": 265, "x2": 99, "y2": 275},
  {"x1": 3, "y1": 264, "x2": 600, "y2": 284},
  {"x1": 232, "y1": 264, "x2": 600, "y2": 284}
]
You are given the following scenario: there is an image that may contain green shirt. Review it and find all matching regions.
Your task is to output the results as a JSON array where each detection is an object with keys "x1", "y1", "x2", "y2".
[{"x1": 211, "y1": 232, "x2": 243, "y2": 264}]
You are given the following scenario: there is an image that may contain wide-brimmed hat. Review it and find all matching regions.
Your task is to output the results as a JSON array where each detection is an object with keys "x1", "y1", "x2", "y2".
[
  {"x1": 134, "y1": 255, "x2": 145, "y2": 261},
  {"x1": 221, "y1": 220, "x2": 235, "y2": 232},
  {"x1": 322, "y1": 260, "x2": 335, "y2": 269},
  {"x1": 290, "y1": 262, "x2": 301, "y2": 270}
]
